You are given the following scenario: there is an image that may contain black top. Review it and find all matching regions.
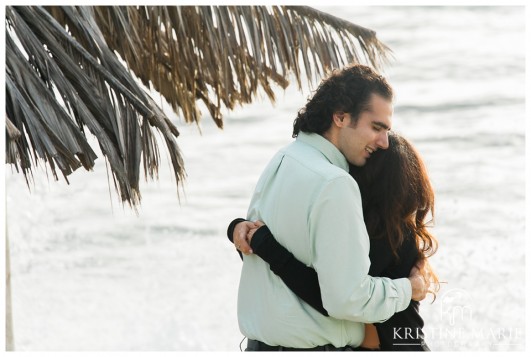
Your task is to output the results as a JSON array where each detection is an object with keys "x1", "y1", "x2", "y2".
[{"x1": 227, "y1": 218, "x2": 429, "y2": 351}]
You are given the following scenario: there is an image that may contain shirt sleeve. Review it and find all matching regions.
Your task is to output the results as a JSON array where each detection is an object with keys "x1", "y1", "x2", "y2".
[
  {"x1": 309, "y1": 175, "x2": 412, "y2": 323},
  {"x1": 226, "y1": 218, "x2": 246, "y2": 260}
]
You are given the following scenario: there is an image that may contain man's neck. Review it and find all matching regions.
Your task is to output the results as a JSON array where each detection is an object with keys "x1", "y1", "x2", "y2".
[{"x1": 321, "y1": 129, "x2": 339, "y2": 149}]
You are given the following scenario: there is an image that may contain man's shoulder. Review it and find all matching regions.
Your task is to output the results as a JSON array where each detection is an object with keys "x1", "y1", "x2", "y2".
[{"x1": 282, "y1": 140, "x2": 352, "y2": 182}]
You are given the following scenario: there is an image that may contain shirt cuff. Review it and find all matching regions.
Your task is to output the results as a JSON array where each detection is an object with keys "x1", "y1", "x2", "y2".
[
  {"x1": 394, "y1": 277, "x2": 413, "y2": 312},
  {"x1": 226, "y1": 218, "x2": 247, "y2": 243}
]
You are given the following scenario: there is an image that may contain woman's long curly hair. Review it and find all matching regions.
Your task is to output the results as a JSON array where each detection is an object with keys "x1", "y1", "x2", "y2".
[{"x1": 350, "y1": 132, "x2": 440, "y2": 296}]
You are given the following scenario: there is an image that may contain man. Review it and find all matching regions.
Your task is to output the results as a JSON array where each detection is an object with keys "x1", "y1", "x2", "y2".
[{"x1": 233, "y1": 65, "x2": 428, "y2": 351}]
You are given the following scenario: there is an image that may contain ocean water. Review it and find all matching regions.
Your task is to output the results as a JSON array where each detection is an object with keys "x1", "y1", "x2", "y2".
[{"x1": 5, "y1": 6, "x2": 526, "y2": 351}]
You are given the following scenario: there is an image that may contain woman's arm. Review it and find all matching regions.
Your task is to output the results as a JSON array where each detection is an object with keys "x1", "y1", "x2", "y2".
[
  {"x1": 251, "y1": 225, "x2": 329, "y2": 316},
  {"x1": 227, "y1": 219, "x2": 328, "y2": 316}
]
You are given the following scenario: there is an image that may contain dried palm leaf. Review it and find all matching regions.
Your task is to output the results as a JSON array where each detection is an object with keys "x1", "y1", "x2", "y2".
[{"x1": 5, "y1": 5, "x2": 391, "y2": 207}]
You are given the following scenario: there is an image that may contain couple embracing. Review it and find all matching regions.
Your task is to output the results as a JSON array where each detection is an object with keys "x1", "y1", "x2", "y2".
[{"x1": 227, "y1": 64, "x2": 440, "y2": 351}]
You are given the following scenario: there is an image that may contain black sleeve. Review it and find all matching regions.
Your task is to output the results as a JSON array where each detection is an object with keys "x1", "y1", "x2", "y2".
[
  {"x1": 226, "y1": 218, "x2": 246, "y2": 260},
  {"x1": 250, "y1": 225, "x2": 329, "y2": 316}
]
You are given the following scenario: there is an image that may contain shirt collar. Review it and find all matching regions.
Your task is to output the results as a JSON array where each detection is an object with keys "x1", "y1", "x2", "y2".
[{"x1": 296, "y1": 132, "x2": 349, "y2": 172}]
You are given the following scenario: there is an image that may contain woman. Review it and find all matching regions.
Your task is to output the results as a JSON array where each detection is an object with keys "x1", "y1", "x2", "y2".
[{"x1": 227, "y1": 132, "x2": 440, "y2": 351}]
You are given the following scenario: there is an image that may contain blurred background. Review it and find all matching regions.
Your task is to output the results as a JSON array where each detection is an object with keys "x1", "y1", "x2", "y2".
[{"x1": 5, "y1": 5, "x2": 526, "y2": 351}]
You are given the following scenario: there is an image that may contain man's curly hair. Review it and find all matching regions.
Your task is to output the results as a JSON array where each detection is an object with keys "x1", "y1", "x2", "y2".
[{"x1": 292, "y1": 64, "x2": 393, "y2": 138}]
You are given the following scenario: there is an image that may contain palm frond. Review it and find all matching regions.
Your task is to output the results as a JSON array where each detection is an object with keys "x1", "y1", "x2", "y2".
[{"x1": 5, "y1": 5, "x2": 391, "y2": 207}]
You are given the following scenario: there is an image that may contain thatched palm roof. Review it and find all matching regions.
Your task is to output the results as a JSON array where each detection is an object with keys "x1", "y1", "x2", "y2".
[{"x1": 5, "y1": 6, "x2": 391, "y2": 207}]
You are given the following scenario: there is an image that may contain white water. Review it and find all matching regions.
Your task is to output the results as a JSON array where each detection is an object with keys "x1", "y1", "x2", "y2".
[{"x1": 5, "y1": 6, "x2": 526, "y2": 351}]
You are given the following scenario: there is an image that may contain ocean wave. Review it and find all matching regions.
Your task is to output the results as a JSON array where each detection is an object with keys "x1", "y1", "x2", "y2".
[{"x1": 396, "y1": 97, "x2": 524, "y2": 114}]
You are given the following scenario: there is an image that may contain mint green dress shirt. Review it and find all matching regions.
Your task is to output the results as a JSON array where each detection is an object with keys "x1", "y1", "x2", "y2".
[{"x1": 238, "y1": 132, "x2": 412, "y2": 348}]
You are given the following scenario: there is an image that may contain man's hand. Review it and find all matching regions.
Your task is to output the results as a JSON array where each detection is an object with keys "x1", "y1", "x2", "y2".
[
  {"x1": 408, "y1": 259, "x2": 429, "y2": 301},
  {"x1": 233, "y1": 221, "x2": 260, "y2": 255}
]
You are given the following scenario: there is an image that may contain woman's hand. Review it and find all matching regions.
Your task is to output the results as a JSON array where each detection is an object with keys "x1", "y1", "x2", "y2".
[
  {"x1": 233, "y1": 220, "x2": 265, "y2": 255},
  {"x1": 246, "y1": 220, "x2": 265, "y2": 243}
]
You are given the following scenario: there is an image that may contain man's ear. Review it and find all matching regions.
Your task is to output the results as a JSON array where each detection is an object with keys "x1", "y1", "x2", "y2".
[{"x1": 332, "y1": 111, "x2": 347, "y2": 128}]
